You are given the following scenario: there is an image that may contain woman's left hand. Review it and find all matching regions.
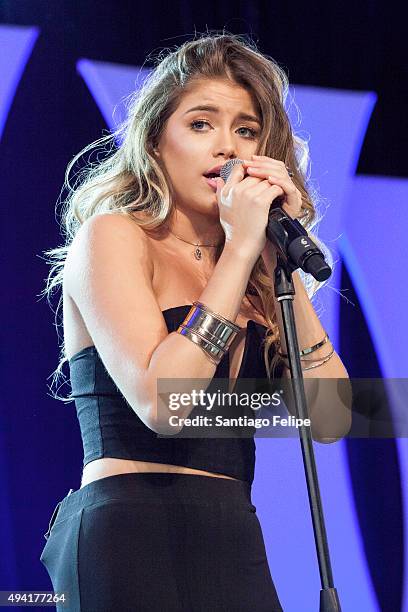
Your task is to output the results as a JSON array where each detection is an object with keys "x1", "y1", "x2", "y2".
[
  {"x1": 242, "y1": 155, "x2": 303, "y2": 266},
  {"x1": 242, "y1": 155, "x2": 303, "y2": 220}
]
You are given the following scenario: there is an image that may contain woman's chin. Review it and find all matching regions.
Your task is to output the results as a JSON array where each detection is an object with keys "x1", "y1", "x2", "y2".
[{"x1": 210, "y1": 198, "x2": 221, "y2": 215}]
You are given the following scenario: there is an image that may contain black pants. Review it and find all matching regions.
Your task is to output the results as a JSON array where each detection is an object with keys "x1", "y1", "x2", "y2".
[{"x1": 40, "y1": 472, "x2": 283, "y2": 611}]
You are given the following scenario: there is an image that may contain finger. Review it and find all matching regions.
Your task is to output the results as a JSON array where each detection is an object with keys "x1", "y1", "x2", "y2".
[
  {"x1": 222, "y1": 164, "x2": 269, "y2": 203},
  {"x1": 251, "y1": 155, "x2": 286, "y2": 167},
  {"x1": 246, "y1": 162, "x2": 288, "y2": 179},
  {"x1": 242, "y1": 161, "x2": 302, "y2": 217},
  {"x1": 217, "y1": 163, "x2": 246, "y2": 204},
  {"x1": 267, "y1": 176, "x2": 302, "y2": 219},
  {"x1": 253, "y1": 183, "x2": 285, "y2": 205},
  {"x1": 245, "y1": 156, "x2": 287, "y2": 174},
  {"x1": 266, "y1": 175, "x2": 297, "y2": 196},
  {"x1": 215, "y1": 176, "x2": 225, "y2": 196},
  {"x1": 248, "y1": 177, "x2": 279, "y2": 197}
]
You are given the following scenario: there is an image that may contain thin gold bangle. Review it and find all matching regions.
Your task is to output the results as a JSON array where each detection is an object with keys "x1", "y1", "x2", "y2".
[
  {"x1": 300, "y1": 345, "x2": 334, "y2": 362},
  {"x1": 302, "y1": 347, "x2": 335, "y2": 371},
  {"x1": 278, "y1": 333, "x2": 329, "y2": 359}
]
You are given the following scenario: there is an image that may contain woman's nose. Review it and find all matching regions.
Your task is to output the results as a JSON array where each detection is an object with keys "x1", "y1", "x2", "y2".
[
  {"x1": 213, "y1": 128, "x2": 238, "y2": 159},
  {"x1": 214, "y1": 142, "x2": 236, "y2": 159}
]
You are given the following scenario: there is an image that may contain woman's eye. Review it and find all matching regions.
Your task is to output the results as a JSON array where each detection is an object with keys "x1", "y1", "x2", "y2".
[
  {"x1": 190, "y1": 120, "x2": 258, "y2": 139},
  {"x1": 237, "y1": 126, "x2": 258, "y2": 138},
  {"x1": 190, "y1": 120, "x2": 210, "y2": 130}
]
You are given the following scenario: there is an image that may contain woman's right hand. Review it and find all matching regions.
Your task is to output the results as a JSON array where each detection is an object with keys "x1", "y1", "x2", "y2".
[{"x1": 215, "y1": 163, "x2": 284, "y2": 263}]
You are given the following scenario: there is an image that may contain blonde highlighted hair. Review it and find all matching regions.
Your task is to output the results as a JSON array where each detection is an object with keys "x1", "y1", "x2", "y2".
[{"x1": 40, "y1": 31, "x2": 330, "y2": 401}]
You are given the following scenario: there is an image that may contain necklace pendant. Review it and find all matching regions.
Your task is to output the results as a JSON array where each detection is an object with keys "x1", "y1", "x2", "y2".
[{"x1": 194, "y1": 246, "x2": 202, "y2": 260}]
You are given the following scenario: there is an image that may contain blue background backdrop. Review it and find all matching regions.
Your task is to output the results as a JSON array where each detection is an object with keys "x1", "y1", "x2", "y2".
[{"x1": 0, "y1": 2, "x2": 407, "y2": 610}]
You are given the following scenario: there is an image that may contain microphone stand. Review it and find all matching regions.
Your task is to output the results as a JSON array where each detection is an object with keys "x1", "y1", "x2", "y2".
[{"x1": 273, "y1": 255, "x2": 341, "y2": 611}]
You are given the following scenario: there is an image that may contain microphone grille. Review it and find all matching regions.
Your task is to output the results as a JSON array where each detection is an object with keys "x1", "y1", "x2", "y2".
[{"x1": 219, "y1": 158, "x2": 244, "y2": 182}]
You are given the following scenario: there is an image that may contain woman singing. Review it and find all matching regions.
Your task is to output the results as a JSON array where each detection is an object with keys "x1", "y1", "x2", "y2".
[{"x1": 40, "y1": 33, "x2": 350, "y2": 611}]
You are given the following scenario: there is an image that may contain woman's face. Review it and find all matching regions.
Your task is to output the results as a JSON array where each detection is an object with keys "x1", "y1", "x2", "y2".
[{"x1": 155, "y1": 78, "x2": 262, "y2": 218}]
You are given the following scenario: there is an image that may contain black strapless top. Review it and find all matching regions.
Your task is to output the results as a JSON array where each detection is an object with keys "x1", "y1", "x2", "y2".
[{"x1": 69, "y1": 305, "x2": 282, "y2": 484}]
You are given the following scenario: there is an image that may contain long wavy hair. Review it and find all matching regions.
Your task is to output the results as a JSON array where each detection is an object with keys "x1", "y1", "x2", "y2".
[{"x1": 40, "y1": 31, "x2": 331, "y2": 402}]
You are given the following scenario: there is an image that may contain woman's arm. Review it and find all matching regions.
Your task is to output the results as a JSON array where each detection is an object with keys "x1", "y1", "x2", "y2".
[
  {"x1": 261, "y1": 240, "x2": 352, "y2": 442},
  {"x1": 65, "y1": 213, "x2": 258, "y2": 435}
]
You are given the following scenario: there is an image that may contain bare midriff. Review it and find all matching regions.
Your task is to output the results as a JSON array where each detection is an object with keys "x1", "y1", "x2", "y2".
[{"x1": 80, "y1": 458, "x2": 238, "y2": 488}]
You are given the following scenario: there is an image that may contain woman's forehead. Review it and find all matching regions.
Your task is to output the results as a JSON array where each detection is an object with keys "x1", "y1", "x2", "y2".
[{"x1": 177, "y1": 78, "x2": 258, "y2": 114}]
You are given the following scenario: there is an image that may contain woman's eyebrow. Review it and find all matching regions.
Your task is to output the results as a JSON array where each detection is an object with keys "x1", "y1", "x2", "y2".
[{"x1": 183, "y1": 105, "x2": 261, "y2": 125}]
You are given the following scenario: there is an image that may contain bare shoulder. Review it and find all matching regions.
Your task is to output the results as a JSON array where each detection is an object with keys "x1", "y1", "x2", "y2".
[
  {"x1": 62, "y1": 212, "x2": 171, "y2": 431},
  {"x1": 64, "y1": 213, "x2": 154, "y2": 292},
  {"x1": 67, "y1": 212, "x2": 151, "y2": 255}
]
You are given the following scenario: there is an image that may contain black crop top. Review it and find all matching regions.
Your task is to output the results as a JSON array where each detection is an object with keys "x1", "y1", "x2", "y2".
[{"x1": 69, "y1": 305, "x2": 283, "y2": 484}]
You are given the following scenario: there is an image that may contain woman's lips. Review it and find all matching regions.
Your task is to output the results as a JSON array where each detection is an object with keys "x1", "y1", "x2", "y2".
[{"x1": 203, "y1": 176, "x2": 218, "y2": 191}]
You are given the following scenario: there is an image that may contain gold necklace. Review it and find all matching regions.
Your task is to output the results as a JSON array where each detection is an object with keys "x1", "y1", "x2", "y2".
[{"x1": 166, "y1": 227, "x2": 223, "y2": 260}]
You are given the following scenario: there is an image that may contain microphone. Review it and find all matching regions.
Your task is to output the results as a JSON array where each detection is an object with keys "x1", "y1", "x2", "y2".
[{"x1": 219, "y1": 159, "x2": 331, "y2": 281}]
